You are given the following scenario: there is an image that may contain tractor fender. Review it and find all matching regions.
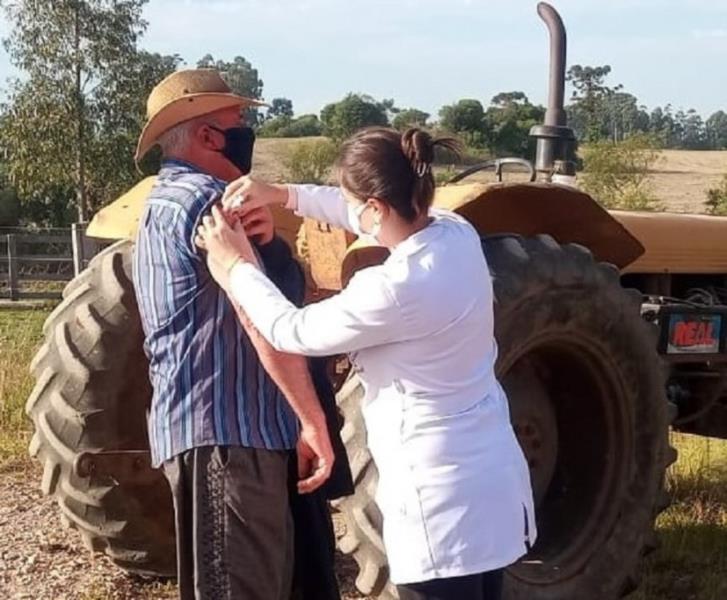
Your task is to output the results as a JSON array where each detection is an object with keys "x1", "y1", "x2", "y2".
[
  {"x1": 341, "y1": 182, "x2": 644, "y2": 287},
  {"x1": 86, "y1": 176, "x2": 303, "y2": 252},
  {"x1": 87, "y1": 177, "x2": 157, "y2": 240}
]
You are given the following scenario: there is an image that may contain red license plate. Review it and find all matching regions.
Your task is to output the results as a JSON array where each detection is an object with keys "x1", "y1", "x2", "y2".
[{"x1": 667, "y1": 314, "x2": 722, "y2": 354}]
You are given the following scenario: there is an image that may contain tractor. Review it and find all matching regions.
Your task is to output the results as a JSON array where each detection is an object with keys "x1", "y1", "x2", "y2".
[{"x1": 25, "y1": 3, "x2": 727, "y2": 599}]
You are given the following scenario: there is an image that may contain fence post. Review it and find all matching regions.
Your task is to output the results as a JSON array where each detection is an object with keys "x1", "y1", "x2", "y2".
[
  {"x1": 7, "y1": 234, "x2": 18, "y2": 301},
  {"x1": 82, "y1": 227, "x2": 100, "y2": 268},
  {"x1": 71, "y1": 223, "x2": 85, "y2": 276}
]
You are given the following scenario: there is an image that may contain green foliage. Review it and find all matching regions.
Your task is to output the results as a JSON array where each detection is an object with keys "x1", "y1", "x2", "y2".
[
  {"x1": 267, "y1": 97, "x2": 294, "y2": 120},
  {"x1": 579, "y1": 134, "x2": 663, "y2": 211},
  {"x1": 485, "y1": 92, "x2": 544, "y2": 157},
  {"x1": 392, "y1": 108, "x2": 429, "y2": 131},
  {"x1": 197, "y1": 54, "x2": 264, "y2": 126},
  {"x1": 437, "y1": 94, "x2": 545, "y2": 158},
  {"x1": 0, "y1": 163, "x2": 19, "y2": 226},
  {"x1": 705, "y1": 175, "x2": 727, "y2": 216},
  {"x1": 567, "y1": 64, "x2": 624, "y2": 142},
  {"x1": 706, "y1": 111, "x2": 727, "y2": 150},
  {"x1": 0, "y1": 0, "x2": 180, "y2": 225},
  {"x1": 565, "y1": 63, "x2": 727, "y2": 150},
  {"x1": 257, "y1": 114, "x2": 323, "y2": 138},
  {"x1": 438, "y1": 99, "x2": 487, "y2": 147},
  {"x1": 677, "y1": 109, "x2": 708, "y2": 150},
  {"x1": 0, "y1": 188, "x2": 20, "y2": 226},
  {"x1": 283, "y1": 139, "x2": 338, "y2": 184},
  {"x1": 320, "y1": 94, "x2": 388, "y2": 140}
]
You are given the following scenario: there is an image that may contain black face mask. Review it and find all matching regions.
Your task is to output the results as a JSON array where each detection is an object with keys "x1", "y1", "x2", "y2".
[{"x1": 209, "y1": 125, "x2": 256, "y2": 175}]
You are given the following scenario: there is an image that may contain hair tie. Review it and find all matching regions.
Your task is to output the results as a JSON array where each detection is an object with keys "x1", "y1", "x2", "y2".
[{"x1": 415, "y1": 162, "x2": 431, "y2": 178}]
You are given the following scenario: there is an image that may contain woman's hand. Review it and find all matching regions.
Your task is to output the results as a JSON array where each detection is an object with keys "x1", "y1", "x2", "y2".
[
  {"x1": 240, "y1": 205, "x2": 274, "y2": 245},
  {"x1": 222, "y1": 175, "x2": 289, "y2": 219},
  {"x1": 195, "y1": 204, "x2": 260, "y2": 289}
]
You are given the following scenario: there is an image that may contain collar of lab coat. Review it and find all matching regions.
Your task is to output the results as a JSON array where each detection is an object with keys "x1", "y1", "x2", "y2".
[{"x1": 390, "y1": 215, "x2": 443, "y2": 260}]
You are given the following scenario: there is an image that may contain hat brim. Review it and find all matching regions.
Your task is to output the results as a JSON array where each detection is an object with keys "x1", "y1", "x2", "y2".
[{"x1": 135, "y1": 92, "x2": 266, "y2": 161}]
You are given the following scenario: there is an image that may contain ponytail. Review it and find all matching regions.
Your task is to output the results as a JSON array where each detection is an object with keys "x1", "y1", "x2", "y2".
[{"x1": 337, "y1": 127, "x2": 461, "y2": 222}]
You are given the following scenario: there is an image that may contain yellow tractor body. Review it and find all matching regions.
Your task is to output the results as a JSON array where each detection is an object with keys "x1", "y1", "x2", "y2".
[{"x1": 87, "y1": 176, "x2": 662, "y2": 291}]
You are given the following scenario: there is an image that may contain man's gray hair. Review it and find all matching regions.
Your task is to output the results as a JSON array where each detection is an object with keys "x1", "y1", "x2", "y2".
[
  {"x1": 157, "y1": 115, "x2": 222, "y2": 157},
  {"x1": 157, "y1": 121, "x2": 194, "y2": 157}
]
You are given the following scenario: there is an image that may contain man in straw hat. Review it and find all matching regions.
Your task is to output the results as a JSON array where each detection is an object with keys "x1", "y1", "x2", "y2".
[{"x1": 133, "y1": 68, "x2": 349, "y2": 600}]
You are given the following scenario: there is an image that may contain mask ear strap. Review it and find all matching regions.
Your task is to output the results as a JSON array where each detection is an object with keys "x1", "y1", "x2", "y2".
[{"x1": 354, "y1": 202, "x2": 370, "y2": 218}]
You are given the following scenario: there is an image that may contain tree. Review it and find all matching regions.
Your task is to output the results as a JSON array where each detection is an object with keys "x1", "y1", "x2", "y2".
[
  {"x1": 706, "y1": 111, "x2": 727, "y2": 150},
  {"x1": 257, "y1": 114, "x2": 323, "y2": 138},
  {"x1": 602, "y1": 92, "x2": 649, "y2": 142},
  {"x1": 320, "y1": 94, "x2": 388, "y2": 140},
  {"x1": 580, "y1": 134, "x2": 662, "y2": 211},
  {"x1": 267, "y1": 97, "x2": 294, "y2": 120},
  {"x1": 675, "y1": 109, "x2": 707, "y2": 150},
  {"x1": 485, "y1": 92, "x2": 544, "y2": 157},
  {"x1": 438, "y1": 99, "x2": 487, "y2": 148},
  {"x1": 566, "y1": 64, "x2": 623, "y2": 142},
  {"x1": 648, "y1": 105, "x2": 679, "y2": 147},
  {"x1": 197, "y1": 54, "x2": 264, "y2": 126},
  {"x1": 392, "y1": 108, "x2": 430, "y2": 131},
  {"x1": 379, "y1": 98, "x2": 400, "y2": 121},
  {"x1": 0, "y1": 0, "x2": 178, "y2": 225},
  {"x1": 0, "y1": 161, "x2": 20, "y2": 226},
  {"x1": 92, "y1": 50, "x2": 183, "y2": 200}
]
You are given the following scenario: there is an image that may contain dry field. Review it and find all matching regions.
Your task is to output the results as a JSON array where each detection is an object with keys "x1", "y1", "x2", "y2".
[
  {"x1": 254, "y1": 138, "x2": 727, "y2": 214},
  {"x1": 649, "y1": 150, "x2": 727, "y2": 213},
  {"x1": 252, "y1": 136, "x2": 326, "y2": 182}
]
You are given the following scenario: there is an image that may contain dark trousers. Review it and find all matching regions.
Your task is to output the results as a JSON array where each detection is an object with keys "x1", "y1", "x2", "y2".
[
  {"x1": 289, "y1": 472, "x2": 341, "y2": 600},
  {"x1": 397, "y1": 570, "x2": 505, "y2": 600},
  {"x1": 163, "y1": 446, "x2": 294, "y2": 600}
]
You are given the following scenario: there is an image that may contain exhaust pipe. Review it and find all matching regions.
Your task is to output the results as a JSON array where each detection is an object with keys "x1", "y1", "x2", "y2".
[{"x1": 529, "y1": 2, "x2": 576, "y2": 180}]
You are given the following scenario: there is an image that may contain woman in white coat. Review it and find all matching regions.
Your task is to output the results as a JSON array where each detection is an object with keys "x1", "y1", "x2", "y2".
[{"x1": 196, "y1": 127, "x2": 536, "y2": 600}]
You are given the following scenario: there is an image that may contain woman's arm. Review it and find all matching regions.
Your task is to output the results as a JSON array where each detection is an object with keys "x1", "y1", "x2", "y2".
[
  {"x1": 288, "y1": 184, "x2": 358, "y2": 233},
  {"x1": 196, "y1": 204, "x2": 407, "y2": 356},
  {"x1": 227, "y1": 260, "x2": 412, "y2": 356},
  {"x1": 222, "y1": 177, "x2": 359, "y2": 233}
]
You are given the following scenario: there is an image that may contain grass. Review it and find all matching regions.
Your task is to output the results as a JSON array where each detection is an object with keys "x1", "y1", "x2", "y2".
[
  {"x1": 1, "y1": 307, "x2": 727, "y2": 598},
  {"x1": 633, "y1": 432, "x2": 727, "y2": 600},
  {"x1": 0, "y1": 305, "x2": 51, "y2": 470}
]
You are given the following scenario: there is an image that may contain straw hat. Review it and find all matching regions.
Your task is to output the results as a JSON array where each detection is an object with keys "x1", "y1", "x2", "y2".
[{"x1": 135, "y1": 68, "x2": 265, "y2": 161}]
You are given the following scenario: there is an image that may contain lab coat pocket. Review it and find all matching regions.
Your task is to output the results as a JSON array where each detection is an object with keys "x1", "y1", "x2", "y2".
[{"x1": 380, "y1": 471, "x2": 435, "y2": 579}]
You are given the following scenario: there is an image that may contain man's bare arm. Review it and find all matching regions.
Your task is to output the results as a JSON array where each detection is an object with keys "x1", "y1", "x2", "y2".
[{"x1": 233, "y1": 303, "x2": 334, "y2": 493}]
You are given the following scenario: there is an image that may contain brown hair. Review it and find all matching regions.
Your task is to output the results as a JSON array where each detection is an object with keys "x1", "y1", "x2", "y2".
[{"x1": 336, "y1": 127, "x2": 460, "y2": 222}]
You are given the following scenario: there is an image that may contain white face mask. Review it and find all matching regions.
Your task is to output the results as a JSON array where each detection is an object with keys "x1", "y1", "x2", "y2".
[{"x1": 352, "y1": 202, "x2": 382, "y2": 239}]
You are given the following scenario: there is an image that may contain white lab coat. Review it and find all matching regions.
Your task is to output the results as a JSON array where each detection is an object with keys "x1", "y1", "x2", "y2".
[{"x1": 229, "y1": 185, "x2": 536, "y2": 584}]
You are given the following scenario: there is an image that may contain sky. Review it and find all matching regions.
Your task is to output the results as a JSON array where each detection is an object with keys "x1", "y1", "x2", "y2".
[{"x1": 0, "y1": 0, "x2": 726, "y2": 118}]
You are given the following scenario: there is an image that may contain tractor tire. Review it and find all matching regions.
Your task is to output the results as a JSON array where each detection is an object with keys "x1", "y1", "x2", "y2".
[
  {"x1": 26, "y1": 240, "x2": 175, "y2": 576},
  {"x1": 335, "y1": 234, "x2": 676, "y2": 600}
]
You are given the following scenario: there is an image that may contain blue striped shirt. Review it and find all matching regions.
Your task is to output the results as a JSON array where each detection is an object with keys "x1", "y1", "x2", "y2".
[{"x1": 132, "y1": 159, "x2": 299, "y2": 467}]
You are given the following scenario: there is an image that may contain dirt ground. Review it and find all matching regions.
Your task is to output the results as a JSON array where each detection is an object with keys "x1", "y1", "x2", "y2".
[{"x1": 0, "y1": 463, "x2": 370, "y2": 600}]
